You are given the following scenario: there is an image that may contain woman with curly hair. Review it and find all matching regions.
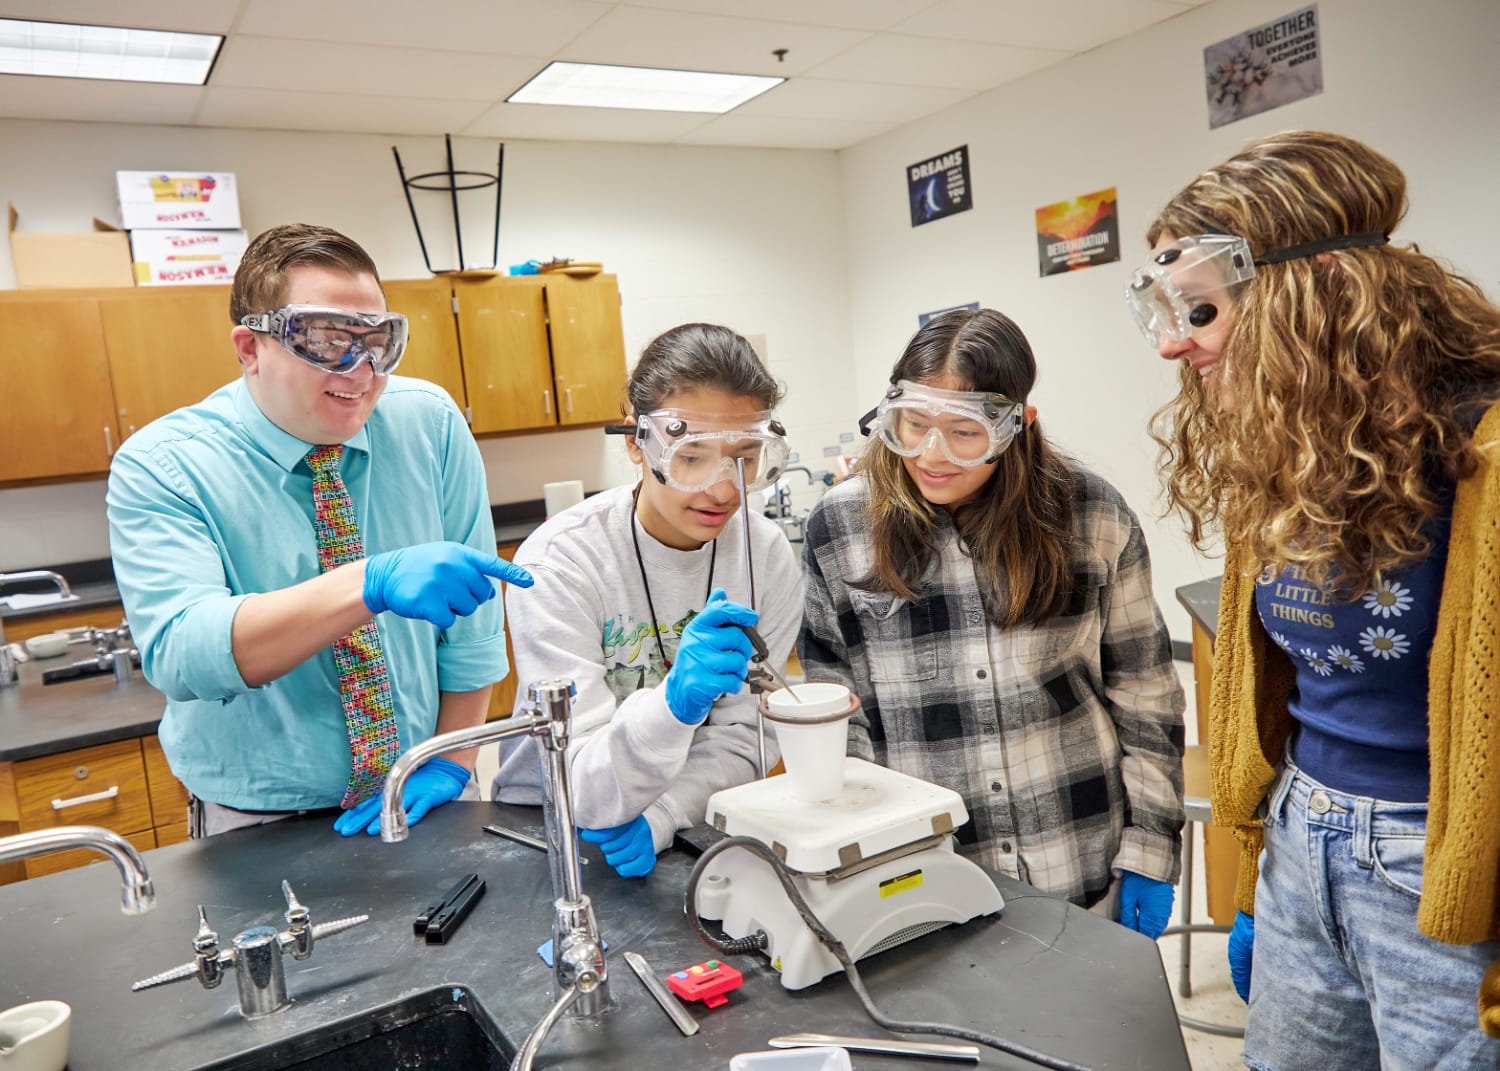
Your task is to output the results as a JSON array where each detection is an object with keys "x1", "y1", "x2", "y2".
[
  {"x1": 1131, "y1": 130, "x2": 1500, "y2": 1068},
  {"x1": 799, "y1": 308, "x2": 1186, "y2": 934}
]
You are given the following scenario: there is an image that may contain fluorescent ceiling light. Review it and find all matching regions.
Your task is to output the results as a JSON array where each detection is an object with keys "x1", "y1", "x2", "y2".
[
  {"x1": 0, "y1": 18, "x2": 222, "y2": 85},
  {"x1": 508, "y1": 61, "x2": 782, "y2": 114}
]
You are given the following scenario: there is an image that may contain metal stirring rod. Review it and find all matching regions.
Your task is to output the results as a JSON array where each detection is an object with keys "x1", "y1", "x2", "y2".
[
  {"x1": 732, "y1": 457, "x2": 801, "y2": 699},
  {"x1": 735, "y1": 457, "x2": 769, "y2": 778}
]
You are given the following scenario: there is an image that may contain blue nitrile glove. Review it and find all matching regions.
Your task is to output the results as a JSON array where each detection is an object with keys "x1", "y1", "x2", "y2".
[
  {"x1": 1228, "y1": 910, "x2": 1255, "y2": 1002},
  {"x1": 363, "y1": 541, "x2": 534, "y2": 628},
  {"x1": 579, "y1": 816, "x2": 657, "y2": 878},
  {"x1": 333, "y1": 757, "x2": 471, "y2": 837},
  {"x1": 664, "y1": 588, "x2": 758, "y2": 726},
  {"x1": 1118, "y1": 870, "x2": 1175, "y2": 940}
]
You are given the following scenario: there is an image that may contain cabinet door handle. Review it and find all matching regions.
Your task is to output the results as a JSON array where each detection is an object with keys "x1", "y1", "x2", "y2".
[
  {"x1": 542, "y1": 389, "x2": 552, "y2": 416},
  {"x1": 565, "y1": 387, "x2": 573, "y2": 414},
  {"x1": 103, "y1": 426, "x2": 114, "y2": 456},
  {"x1": 52, "y1": 785, "x2": 120, "y2": 810}
]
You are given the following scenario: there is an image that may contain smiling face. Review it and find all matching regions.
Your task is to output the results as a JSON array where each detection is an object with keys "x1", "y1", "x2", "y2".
[
  {"x1": 897, "y1": 373, "x2": 1001, "y2": 509},
  {"x1": 232, "y1": 264, "x2": 389, "y2": 445},
  {"x1": 1149, "y1": 235, "x2": 1238, "y2": 402},
  {"x1": 628, "y1": 386, "x2": 767, "y2": 550}
]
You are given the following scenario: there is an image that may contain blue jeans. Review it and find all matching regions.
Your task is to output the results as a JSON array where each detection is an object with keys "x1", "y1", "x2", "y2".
[{"x1": 1244, "y1": 762, "x2": 1500, "y2": 1071}]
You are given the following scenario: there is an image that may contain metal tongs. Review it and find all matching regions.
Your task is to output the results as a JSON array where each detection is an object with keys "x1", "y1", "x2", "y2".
[
  {"x1": 769, "y1": 1033, "x2": 980, "y2": 1062},
  {"x1": 734, "y1": 458, "x2": 801, "y2": 778}
]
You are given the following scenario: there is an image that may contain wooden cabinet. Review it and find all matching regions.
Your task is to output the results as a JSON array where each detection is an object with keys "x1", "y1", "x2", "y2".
[
  {"x1": 0, "y1": 272, "x2": 626, "y2": 486},
  {"x1": 454, "y1": 274, "x2": 627, "y2": 434},
  {"x1": 0, "y1": 734, "x2": 186, "y2": 882},
  {"x1": 95, "y1": 286, "x2": 238, "y2": 440},
  {"x1": 383, "y1": 277, "x2": 467, "y2": 407},
  {"x1": 545, "y1": 274, "x2": 629, "y2": 426},
  {"x1": 454, "y1": 277, "x2": 552, "y2": 432},
  {"x1": 0, "y1": 296, "x2": 119, "y2": 482},
  {"x1": 2, "y1": 602, "x2": 125, "y2": 644},
  {"x1": 0, "y1": 287, "x2": 235, "y2": 483}
]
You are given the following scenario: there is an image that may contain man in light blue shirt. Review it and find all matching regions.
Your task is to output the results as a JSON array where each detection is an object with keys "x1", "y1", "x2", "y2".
[{"x1": 107, "y1": 223, "x2": 530, "y2": 837}]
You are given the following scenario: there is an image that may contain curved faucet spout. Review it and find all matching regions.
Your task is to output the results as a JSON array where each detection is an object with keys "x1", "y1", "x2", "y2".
[
  {"x1": 513, "y1": 983, "x2": 582, "y2": 1071},
  {"x1": 378, "y1": 713, "x2": 545, "y2": 844},
  {"x1": 0, "y1": 825, "x2": 155, "y2": 914}
]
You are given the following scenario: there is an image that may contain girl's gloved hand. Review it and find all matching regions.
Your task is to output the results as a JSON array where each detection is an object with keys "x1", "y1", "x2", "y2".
[
  {"x1": 1228, "y1": 910, "x2": 1255, "y2": 1002},
  {"x1": 1118, "y1": 870, "x2": 1175, "y2": 940},
  {"x1": 333, "y1": 756, "x2": 471, "y2": 837},
  {"x1": 364, "y1": 541, "x2": 533, "y2": 628},
  {"x1": 664, "y1": 589, "x2": 758, "y2": 725},
  {"x1": 579, "y1": 816, "x2": 656, "y2": 878}
]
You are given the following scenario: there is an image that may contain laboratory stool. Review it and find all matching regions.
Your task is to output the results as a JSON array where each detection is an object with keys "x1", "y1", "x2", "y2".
[{"x1": 1159, "y1": 744, "x2": 1246, "y2": 1038}]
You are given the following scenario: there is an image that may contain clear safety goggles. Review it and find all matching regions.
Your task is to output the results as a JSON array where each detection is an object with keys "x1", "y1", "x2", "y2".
[
  {"x1": 1125, "y1": 234, "x2": 1256, "y2": 345},
  {"x1": 606, "y1": 408, "x2": 790, "y2": 492},
  {"x1": 865, "y1": 380, "x2": 1024, "y2": 466},
  {"x1": 241, "y1": 305, "x2": 409, "y2": 375}
]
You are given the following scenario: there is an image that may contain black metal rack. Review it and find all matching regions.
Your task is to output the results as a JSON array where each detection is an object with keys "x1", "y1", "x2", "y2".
[{"x1": 392, "y1": 133, "x2": 504, "y2": 274}]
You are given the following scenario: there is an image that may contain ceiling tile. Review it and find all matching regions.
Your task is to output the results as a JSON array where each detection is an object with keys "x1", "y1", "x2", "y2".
[
  {"x1": 805, "y1": 32, "x2": 1068, "y2": 90},
  {"x1": 460, "y1": 101, "x2": 713, "y2": 143},
  {"x1": 892, "y1": 0, "x2": 1189, "y2": 53},
  {"x1": 617, "y1": 0, "x2": 940, "y2": 32},
  {"x1": 235, "y1": 0, "x2": 612, "y2": 56},
  {"x1": 733, "y1": 77, "x2": 972, "y2": 124},
  {"x1": 0, "y1": 74, "x2": 202, "y2": 124},
  {"x1": 212, "y1": 36, "x2": 539, "y2": 101},
  {"x1": 0, "y1": 0, "x2": 240, "y2": 34},
  {"x1": 557, "y1": 6, "x2": 868, "y2": 76},
  {"x1": 196, "y1": 86, "x2": 489, "y2": 136},
  {"x1": 676, "y1": 112, "x2": 891, "y2": 150}
]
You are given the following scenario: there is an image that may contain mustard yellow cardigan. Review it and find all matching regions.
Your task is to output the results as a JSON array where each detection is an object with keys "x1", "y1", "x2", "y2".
[{"x1": 1209, "y1": 400, "x2": 1500, "y2": 1036}]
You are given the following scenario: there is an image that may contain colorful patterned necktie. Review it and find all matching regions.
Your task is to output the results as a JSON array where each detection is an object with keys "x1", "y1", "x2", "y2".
[{"x1": 306, "y1": 444, "x2": 400, "y2": 808}]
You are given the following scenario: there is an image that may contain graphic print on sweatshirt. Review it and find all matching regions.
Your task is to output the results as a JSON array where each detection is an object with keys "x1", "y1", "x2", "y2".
[{"x1": 599, "y1": 607, "x2": 699, "y2": 702}]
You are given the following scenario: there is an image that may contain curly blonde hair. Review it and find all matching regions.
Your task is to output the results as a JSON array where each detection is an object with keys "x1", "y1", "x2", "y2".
[{"x1": 1147, "y1": 130, "x2": 1500, "y2": 596}]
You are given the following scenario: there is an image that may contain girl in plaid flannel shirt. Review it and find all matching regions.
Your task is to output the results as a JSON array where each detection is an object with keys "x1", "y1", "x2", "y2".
[{"x1": 799, "y1": 308, "x2": 1185, "y2": 934}]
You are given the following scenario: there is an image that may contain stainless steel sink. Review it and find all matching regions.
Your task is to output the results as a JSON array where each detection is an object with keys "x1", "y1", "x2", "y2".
[{"x1": 200, "y1": 987, "x2": 510, "y2": 1070}]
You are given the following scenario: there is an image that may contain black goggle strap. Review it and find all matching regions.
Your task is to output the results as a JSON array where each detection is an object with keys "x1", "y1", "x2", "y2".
[{"x1": 1255, "y1": 230, "x2": 1389, "y2": 265}]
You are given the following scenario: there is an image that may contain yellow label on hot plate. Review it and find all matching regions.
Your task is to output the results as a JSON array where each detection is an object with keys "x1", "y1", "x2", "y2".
[{"x1": 878, "y1": 869, "x2": 924, "y2": 898}]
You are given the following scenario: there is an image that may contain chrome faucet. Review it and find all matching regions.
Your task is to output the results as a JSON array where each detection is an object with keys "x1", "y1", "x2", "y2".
[
  {"x1": 131, "y1": 880, "x2": 368, "y2": 1018},
  {"x1": 0, "y1": 825, "x2": 156, "y2": 914},
  {"x1": 0, "y1": 571, "x2": 75, "y2": 687},
  {"x1": 380, "y1": 678, "x2": 608, "y2": 1071}
]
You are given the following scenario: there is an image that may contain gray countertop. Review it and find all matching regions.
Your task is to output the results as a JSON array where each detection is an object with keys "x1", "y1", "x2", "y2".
[
  {"x1": 0, "y1": 803, "x2": 1191, "y2": 1071},
  {"x1": 0, "y1": 654, "x2": 164, "y2": 762},
  {"x1": 1174, "y1": 577, "x2": 1222, "y2": 644}
]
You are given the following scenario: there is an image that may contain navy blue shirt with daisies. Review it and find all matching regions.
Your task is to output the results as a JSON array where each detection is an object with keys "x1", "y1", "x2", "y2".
[{"x1": 1253, "y1": 501, "x2": 1452, "y2": 802}]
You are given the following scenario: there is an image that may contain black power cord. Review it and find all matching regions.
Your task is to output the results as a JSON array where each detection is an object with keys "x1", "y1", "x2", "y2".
[{"x1": 685, "y1": 834, "x2": 1099, "y2": 1071}]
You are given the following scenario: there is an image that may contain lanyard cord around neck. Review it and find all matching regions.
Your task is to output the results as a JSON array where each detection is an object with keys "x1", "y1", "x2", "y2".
[{"x1": 629, "y1": 483, "x2": 717, "y2": 671}]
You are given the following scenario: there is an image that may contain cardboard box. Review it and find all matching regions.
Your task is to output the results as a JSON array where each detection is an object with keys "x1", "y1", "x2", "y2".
[
  {"x1": 130, "y1": 228, "x2": 249, "y2": 286},
  {"x1": 116, "y1": 171, "x2": 241, "y2": 230},
  {"x1": 6, "y1": 203, "x2": 135, "y2": 289}
]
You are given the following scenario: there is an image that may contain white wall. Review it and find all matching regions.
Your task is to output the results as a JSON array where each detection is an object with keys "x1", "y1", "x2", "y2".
[
  {"x1": 0, "y1": 125, "x2": 857, "y2": 569},
  {"x1": 837, "y1": 0, "x2": 1500, "y2": 638}
]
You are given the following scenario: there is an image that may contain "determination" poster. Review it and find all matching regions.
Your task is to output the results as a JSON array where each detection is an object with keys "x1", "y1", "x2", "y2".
[{"x1": 1035, "y1": 188, "x2": 1120, "y2": 277}]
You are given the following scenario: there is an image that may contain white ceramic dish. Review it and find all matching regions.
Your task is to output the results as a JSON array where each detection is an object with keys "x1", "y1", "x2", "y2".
[
  {"x1": 0, "y1": 1000, "x2": 71, "y2": 1071},
  {"x1": 22, "y1": 633, "x2": 68, "y2": 660}
]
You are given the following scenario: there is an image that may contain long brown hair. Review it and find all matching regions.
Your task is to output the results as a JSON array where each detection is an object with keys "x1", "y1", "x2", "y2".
[
  {"x1": 860, "y1": 308, "x2": 1075, "y2": 627},
  {"x1": 1148, "y1": 130, "x2": 1500, "y2": 595}
]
